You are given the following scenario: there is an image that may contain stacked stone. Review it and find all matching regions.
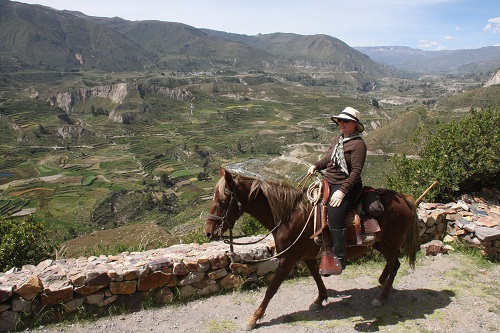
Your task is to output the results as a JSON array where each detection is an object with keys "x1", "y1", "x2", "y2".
[
  {"x1": 0, "y1": 236, "x2": 277, "y2": 332},
  {"x1": 418, "y1": 192, "x2": 500, "y2": 258},
  {"x1": 1, "y1": 192, "x2": 498, "y2": 331}
]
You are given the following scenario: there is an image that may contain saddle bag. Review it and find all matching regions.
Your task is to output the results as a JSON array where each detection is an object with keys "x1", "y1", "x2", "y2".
[{"x1": 362, "y1": 187, "x2": 384, "y2": 217}]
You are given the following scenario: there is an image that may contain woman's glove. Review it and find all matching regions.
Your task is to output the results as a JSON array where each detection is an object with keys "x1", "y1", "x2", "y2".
[
  {"x1": 329, "y1": 190, "x2": 345, "y2": 207},
  {"x1": 307, "y1": 165, "x2": 317, "y2": 175}
]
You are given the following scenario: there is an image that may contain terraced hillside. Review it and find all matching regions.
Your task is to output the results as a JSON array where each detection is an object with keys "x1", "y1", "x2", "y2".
[{"x1": 1, "y1": 65, "x2": 498, "y2": 257}]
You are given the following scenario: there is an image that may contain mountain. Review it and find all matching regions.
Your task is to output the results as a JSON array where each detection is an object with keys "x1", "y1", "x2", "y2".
[
  {"x1": 0, "y1": 0, "x2": 155, "y2": 71},
  {"x1": 87, "y1": 17, "x2": 276, "y2": 71},
  {"x1": 201, "y1": 31, "x2": 391, "y2": 77},
  {"x1": 0, "y1": 0, "x2": 390, "y2": 81},
  {"x1": 355, "y1": 46, "x2": 500, "y2": 74},
  {"x1": 86, "y1": 15, "x2": 391, "y2": 77}
]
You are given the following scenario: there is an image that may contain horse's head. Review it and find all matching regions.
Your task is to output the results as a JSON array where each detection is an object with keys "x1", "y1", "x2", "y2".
[{"x1": 205, "y1": 167, "x2": 244, "y2": 240}]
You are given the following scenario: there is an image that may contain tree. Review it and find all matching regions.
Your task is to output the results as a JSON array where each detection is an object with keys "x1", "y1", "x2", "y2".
[{"x1": 387, "y1": 107, "x2": 500, "y2": 202}]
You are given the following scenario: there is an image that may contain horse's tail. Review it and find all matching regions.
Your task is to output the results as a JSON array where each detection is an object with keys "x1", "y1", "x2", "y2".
[{"x1": 402, "y1": 194, "x2": 419, "y2": 269}]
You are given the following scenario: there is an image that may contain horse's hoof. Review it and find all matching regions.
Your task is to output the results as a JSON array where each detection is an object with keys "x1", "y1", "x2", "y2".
[
  {"x1": 309, "y1": 302, "x2": 323, "y2": 311},
  {"x1": 243, "y1": 321, "x2": 256, "y2": 331},
  {"x1": 371, "y1": 299, "x2": 383, "y2": 307}
]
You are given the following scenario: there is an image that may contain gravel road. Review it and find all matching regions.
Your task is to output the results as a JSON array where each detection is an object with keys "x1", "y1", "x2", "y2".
[{"x1": 27, "y1": 252, "x2": 499, "y2": 333}]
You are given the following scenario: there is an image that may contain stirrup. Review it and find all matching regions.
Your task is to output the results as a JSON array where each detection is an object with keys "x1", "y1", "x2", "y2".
[{"x1": 319, "y1": 251, "x2": 343, "y2": 276}]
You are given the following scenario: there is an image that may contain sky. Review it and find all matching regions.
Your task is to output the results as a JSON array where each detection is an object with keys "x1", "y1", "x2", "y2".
[{"x1": 21, "y1": 0, "x2": 500, "y2": 51}]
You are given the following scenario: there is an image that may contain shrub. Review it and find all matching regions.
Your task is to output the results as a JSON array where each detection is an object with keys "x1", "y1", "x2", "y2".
[
  {"x1": 181, "y1": 227, "x2": 209, "y2": 244},
  {"x1": 0, "y1": 216, "x2": 56, "y2": 271},
  {"x1": 240, "y1": 213, "x2": 267, "y2": 235},
  {"x1": 387, "y1": 107, "x2": 500, "y2": 202}
]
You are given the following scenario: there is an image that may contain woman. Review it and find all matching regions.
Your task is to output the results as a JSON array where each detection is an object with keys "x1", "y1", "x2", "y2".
[{"x1": 307, "y1": 107, "x2": 367, "y2": 275}]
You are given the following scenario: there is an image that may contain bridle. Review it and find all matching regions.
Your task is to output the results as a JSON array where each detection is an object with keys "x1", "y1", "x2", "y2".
[
  {"x1": 207, "y1": 186, "x2": 243, "y2": 252},
  {"x1": 206, "y1": 179, "x2": 317, "y2": 261}
]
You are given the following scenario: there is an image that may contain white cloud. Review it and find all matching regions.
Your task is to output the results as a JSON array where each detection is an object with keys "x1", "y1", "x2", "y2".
[
  {"x1": 418, "y1": 39, "x2": 443, "y2": 50},
  {"x1": 483, "y1": 17, "x2": 500, "y2": 33},
  {"x1": 445, "y1": 36, "x2": 454, "y2": 40}
]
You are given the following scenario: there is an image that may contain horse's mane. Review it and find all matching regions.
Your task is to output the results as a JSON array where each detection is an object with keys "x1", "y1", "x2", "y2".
[
  {"x1": 216, "y1": 172, "x2": 310, "y2": 224},
  {"x1": 249, "y1": 176, "x2": 309, "y2": 225}
]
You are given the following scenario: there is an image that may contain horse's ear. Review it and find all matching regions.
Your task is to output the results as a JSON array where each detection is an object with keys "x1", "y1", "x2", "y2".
[
  {"x1": 219, "y1": 167, "x2": 226, "y2": 177},
  {"x1": 223, "y1": 168, "x2": 235, "y2": 187}
]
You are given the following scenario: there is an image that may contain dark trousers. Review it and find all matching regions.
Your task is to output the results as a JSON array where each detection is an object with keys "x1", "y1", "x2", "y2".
[{"x1": 327, "y1": 183, "x2": 362, "y2": 229}]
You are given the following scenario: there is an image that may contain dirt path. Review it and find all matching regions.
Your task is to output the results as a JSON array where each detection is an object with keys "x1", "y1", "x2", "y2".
[{"x1": 29, "y1": 253, "x2": 499, "y2": 333}]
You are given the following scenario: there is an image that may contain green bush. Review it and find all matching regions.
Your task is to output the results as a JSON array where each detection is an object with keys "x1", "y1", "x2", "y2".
[
  {"x1": 240, "y1": 213, "x2": 267, "y2": 235},
  {"x1": 181, "y1": 227, "x2": 209, "y2": 244},
  {"x1": 387, "y1": 107, "x2": 500, "y2": 202},
  {"x1": 0, "y1": 216, "x2": 56, "y2": 271}
]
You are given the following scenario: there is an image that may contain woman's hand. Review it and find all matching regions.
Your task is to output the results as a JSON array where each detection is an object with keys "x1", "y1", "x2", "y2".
[
  {"x1": 307, "y1": 165, "x2": 317, "y2": 175},
  {"x1": 329, "y1": 190, "x2": 345, "y2": 207}
]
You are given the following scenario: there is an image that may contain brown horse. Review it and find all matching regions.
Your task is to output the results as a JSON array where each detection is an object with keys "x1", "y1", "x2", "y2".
[{"x1": 205, "y1": 167, "x2": 419, "y2": 330}]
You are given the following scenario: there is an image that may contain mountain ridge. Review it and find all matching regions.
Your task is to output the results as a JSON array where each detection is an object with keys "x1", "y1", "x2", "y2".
[
  {"x1": 2, "y1": 0, "x2": 498, "y2": 76},
  {"x1": 0, "y1": 0, "x2": 156, "y2": 70},
  {"x1": 356, "y1": 45, "x2": 500, "y2": 73}
]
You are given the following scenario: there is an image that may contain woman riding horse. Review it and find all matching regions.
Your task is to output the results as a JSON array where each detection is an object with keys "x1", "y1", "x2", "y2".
[
  {"x1": 307, "y1": 106, "x2": 367, "y2": 275},
  {"x1": 205, "y1": 167, "x2": 418, "y2": 330}
]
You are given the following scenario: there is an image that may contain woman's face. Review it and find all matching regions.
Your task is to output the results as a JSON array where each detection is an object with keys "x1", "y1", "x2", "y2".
[{"x1": 338, "y1": 119, "x2": 357, "y2": 135}]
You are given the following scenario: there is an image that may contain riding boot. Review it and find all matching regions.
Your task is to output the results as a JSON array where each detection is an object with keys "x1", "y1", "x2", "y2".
[{"x1": 331, "y1": 228, "x2": 347, "y2": 270}]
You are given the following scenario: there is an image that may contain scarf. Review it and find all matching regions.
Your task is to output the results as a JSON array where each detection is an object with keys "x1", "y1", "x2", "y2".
[{"x1": 331, "y1": 133, "x2": 360, "y2": 175}]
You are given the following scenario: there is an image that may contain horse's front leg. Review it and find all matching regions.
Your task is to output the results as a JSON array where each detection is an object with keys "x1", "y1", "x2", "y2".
[
  {"x1": 304, "y1": 259, "x2": 328, "y2": 310},
  {"x1": 244, "y1": 256, "x2": 297, "y2": 331}
]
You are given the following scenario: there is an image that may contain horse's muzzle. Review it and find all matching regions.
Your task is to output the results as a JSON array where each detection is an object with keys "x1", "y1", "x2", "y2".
[{"x1": 204, "y1": 221, "x2": 220, "y2": 241}]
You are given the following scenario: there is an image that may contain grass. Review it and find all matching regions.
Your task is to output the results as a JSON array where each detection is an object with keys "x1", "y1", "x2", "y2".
[{"x1": 449, "y1": 240, "x2": 498, "y2": 266}]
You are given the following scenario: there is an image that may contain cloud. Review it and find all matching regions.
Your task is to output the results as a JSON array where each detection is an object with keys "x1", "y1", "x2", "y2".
[
  {"x1": 418, "y1": 39, "x2": 445, "y2": 50},
  {"x1": 483, "y1": 17, "x2": 500, "y2": 33},
  {"x1": 445, "y1": 36, "x2": 454, "y2": 40}
]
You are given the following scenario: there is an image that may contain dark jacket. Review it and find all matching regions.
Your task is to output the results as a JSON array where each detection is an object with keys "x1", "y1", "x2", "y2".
[{"x1": 313, "y1": 135, "x2": 367, "y2": 195}]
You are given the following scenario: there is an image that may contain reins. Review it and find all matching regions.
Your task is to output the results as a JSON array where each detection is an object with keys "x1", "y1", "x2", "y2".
[
  {"x1": 218, "y1": 173, "x2": 321, "y2": 263},
  {"x1": 223, "y1": 225, "x2": 280, "y2": 251},
  {"x1": 230, "y1": 203, "x2": 316, "y2": 263}
]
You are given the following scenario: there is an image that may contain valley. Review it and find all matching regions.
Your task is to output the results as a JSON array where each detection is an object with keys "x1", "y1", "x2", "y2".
[
  {"x1": 1, "y1": 68, "x2": 498, "y2": 258},
  {"x1": 0, "y1": 0, "x2": 499, "y2": 259}
]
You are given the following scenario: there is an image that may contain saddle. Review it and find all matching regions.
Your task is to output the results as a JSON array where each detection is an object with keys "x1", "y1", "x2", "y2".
[{"x1": 311, "y1": 179, "x2": 381, "y2": 247}]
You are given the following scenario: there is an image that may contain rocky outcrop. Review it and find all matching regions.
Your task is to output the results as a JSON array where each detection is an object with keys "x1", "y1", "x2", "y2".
[
  {"x1": 484, "y1": 69, "x2": 500, "y2": 87},
  {"x1": 47, "y1": 83, "x2": 128, "y2": 113},
  {"x1": 47, "y1": 83, "x2": 192, "y2": 125},
  {"x1": 137, "y1": 84, "x2": 191, "y2": 101},
  {"x1": 56, "y1": 126, "x2": 106, "y2": 140}
]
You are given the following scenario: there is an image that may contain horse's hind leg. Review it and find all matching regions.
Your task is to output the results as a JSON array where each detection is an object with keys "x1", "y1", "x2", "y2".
[
  {"x1": 304, "y1": 259, "x2": 328, "y2": 310},
  {"x1": 245, "y1": 257, "x2": 296, "y2": 330},
  {"x1": 373, "y1": 243, "x2": 390, "y2": 286},
  {"x1": 373, "y1": 255, "x2": 400, "y2": 307},
  {"x1": 378, "y1": 265, "x2": 389, "y2": 286}
]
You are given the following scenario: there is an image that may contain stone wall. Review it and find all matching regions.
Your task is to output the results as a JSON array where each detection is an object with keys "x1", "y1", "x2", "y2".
[
  {"x1": 1, "y1": 193, "x2": 499, "y2": 331},
  {"x1": 0, "y1": 236, "x2": 278, "y2": 332},
  {"x1": 418, "y1": 190, "x2": 500, "y2": 258}
]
